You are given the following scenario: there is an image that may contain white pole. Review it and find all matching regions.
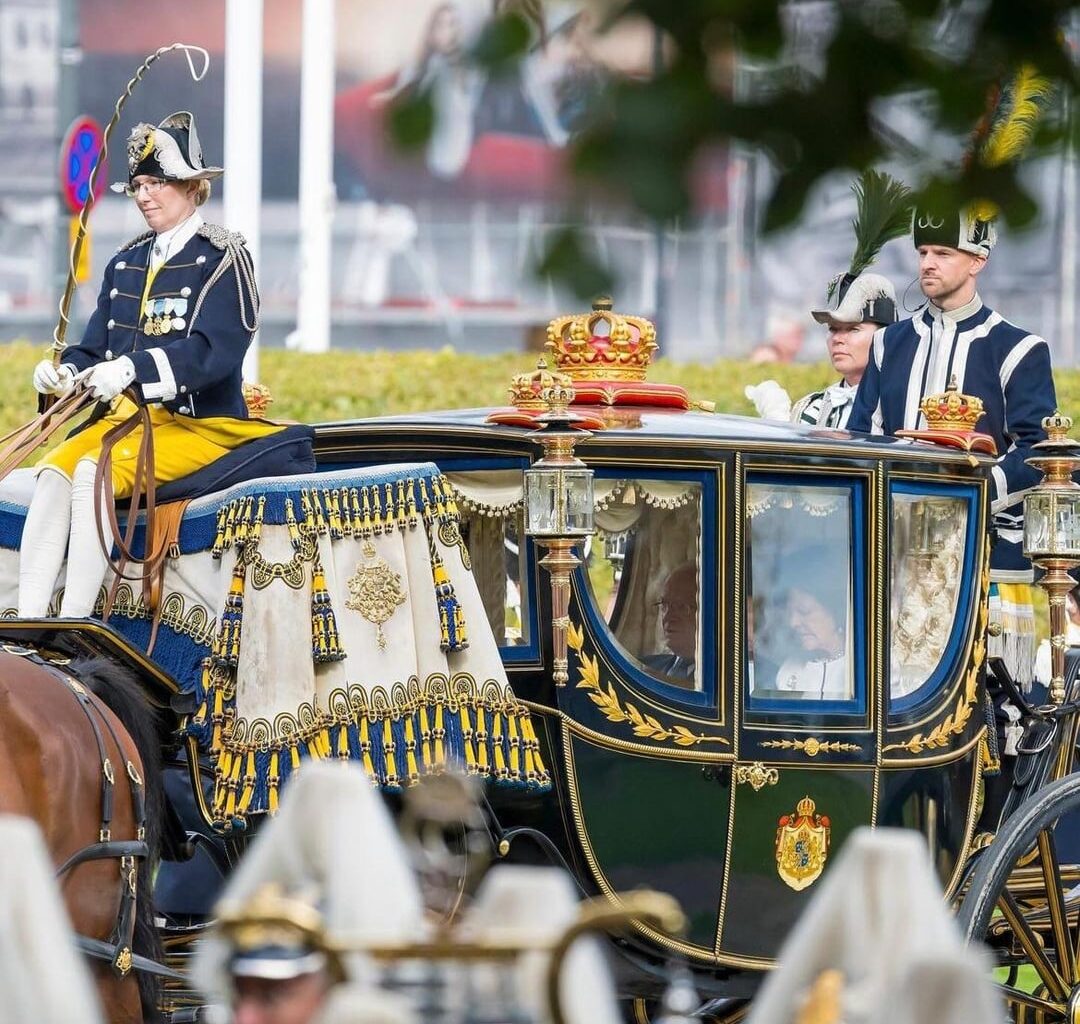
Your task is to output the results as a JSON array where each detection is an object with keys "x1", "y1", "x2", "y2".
[
  {"x1": 293, "y1": 0, "x2": 335, "y2": 353},
  {"x1": 225, "y1": 0, "x2": 264, "y2": 381},
  {"x1": 1061, "y1": 94, "x2": 1077, "y2": 367}
]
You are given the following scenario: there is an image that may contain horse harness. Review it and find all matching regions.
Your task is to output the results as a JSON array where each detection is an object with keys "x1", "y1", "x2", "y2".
[{"x1": 6, "y1": 645, "x2": 181, "y2": 981}]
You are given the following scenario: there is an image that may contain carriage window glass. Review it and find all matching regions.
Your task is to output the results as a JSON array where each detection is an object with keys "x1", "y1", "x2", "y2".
[
  {"x1": 583, "y1": 478, "x2": 703, "y2": 692},
  {"x1": 890, "y1": 492, "x2": 969, "y2": 700},
  {"x1": 746, "y1": 482, "x2": 855, "y2": 705},
  {"x1": 446, "y1": 471, "x2": 531, "y2": 648}
]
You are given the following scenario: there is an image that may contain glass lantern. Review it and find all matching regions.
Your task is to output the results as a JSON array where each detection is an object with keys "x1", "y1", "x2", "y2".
[
  {"x1": 1024, "y1": 489, "x2": 1080, "y2": 561},
  {"x1": 1023, "y1": 411, "x2": 1080, "y2": 708},
  {"x1": 524, "y1": 464, "x2": 594, "y2": 538},
  {"x1": 523, "y1": 385, "x2": 594, "y2": 686}
]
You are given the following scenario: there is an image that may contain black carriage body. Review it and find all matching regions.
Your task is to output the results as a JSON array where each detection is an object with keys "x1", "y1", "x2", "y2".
[{"x1": 312, "y1": 405, "x2": 993, "y2": 994}]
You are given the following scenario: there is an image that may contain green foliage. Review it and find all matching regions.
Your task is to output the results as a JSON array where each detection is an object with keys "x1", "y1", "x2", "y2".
[
  {"x1": 535, "y1": 226, "x2": 614, "y2": 301},
  {"x1": 386, "y1": 88, "x2": 435, "y2": 152},
  {"x1": 5, "y1": 341, "x2": 1080, "y2": 431},
  {"x1": 469, "y1": 11, "x2": 532, "y2": 77},
  {"x1": 387, "y1": 0, "x2": 1080, "y2": 295}
]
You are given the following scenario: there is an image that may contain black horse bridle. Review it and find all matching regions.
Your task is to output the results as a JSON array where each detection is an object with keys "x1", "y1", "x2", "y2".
[{"x1": 4, "y1": 644, "x2": 182, "y2": 982}]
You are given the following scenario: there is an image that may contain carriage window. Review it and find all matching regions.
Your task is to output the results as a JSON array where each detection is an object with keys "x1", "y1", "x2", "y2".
[
  {"x1": 583, "y1": 478, "x2": 704, "y2": 692},
  {"x1": 445, "y1": 471, "x2": 531, "y2": 648},
  {"x1": 746, "y1": 481, "x2": 858, "y2": 707},
  {"x1": 890, "y1": 491, "x2": 971, "y2": 701}
]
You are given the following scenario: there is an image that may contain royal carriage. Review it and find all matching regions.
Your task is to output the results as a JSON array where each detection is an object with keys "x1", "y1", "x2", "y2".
[{"x1": 3, "y1": 297, "x2": 1078, "y2": 1022}]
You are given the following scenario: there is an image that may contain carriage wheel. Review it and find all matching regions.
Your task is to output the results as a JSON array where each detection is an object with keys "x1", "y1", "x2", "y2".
[
  {"x1": 628, "y1": 996, "x2": 749, "y2": 1023},
  {"x1": 957, "y1": 772, "x2": 1080, "y2": 1021}
]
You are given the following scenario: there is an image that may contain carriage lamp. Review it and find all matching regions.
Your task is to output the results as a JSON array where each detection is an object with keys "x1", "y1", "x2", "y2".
[
  {"x1": 524, "y1": 381, "x2": 594, "y2": 686},
  {"x1": 1024, "y1": 411, "x2": 1080, "y2": 704}
]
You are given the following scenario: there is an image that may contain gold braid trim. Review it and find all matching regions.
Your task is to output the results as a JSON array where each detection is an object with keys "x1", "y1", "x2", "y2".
[{"x1": 190, "y1": 672, "x2": 549, "y2": 827}]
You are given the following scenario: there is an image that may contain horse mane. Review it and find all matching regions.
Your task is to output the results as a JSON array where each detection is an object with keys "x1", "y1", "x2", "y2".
[{"x1": 72, "y1": 656, "x2": 167, "y2": 1024}]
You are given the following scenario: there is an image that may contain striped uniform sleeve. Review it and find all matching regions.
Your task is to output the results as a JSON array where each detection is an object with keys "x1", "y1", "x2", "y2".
[{"x1": 991, "y1": 334, "x2": 1057, "y2": 514}]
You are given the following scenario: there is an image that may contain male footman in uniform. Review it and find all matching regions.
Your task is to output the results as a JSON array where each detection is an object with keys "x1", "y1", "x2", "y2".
[{"x1": 848, "y1": 201, "x2": 1056, "y2": 689}]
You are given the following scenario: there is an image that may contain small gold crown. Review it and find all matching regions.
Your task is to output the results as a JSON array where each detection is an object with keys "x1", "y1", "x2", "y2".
[
  {"x1": 1043, "y1": 410, "x2": 1074, "y2": 442},
  {"x1": 919, "y1": 377, "x2": 984, "y2": 431},
  {"x1": 796, "y1": 796, "x2": 817, "y2": 818},
  {"x1": 242, "y1": 381, "x2": 274, "y2": 418},
  {"x1": 507, "y1": 358, "x2": 574, "y2": 411},
  {"x1": 545, "y1": 297, "x2": 658, "y2": 383}
]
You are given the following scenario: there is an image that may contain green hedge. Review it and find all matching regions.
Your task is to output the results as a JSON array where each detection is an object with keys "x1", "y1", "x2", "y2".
[{"x1": 4, "y1": 340, "x2": 1079, "y2": 428}]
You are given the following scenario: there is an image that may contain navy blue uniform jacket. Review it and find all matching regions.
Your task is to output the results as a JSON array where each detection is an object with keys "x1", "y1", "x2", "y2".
[
  {"x1": 848, "y1": 297, "x2": 1056, "y2": 581},
  {"x1": 61, "y1": 223, "x2": 258, "y2": 420}
]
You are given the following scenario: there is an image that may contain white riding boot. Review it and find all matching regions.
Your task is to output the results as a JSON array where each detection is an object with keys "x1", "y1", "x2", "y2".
[
  {"x1": 58, "y1": 458, "x2": 115, "y2": 618},
  {"x1": 18, "y1": 468, "x2": 72, "y2": 617}
]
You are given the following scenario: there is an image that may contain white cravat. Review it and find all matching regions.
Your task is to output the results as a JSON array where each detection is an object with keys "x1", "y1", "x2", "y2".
[
  {"x1": 924, "y1": 293, "x2": 983, "y2": 395},
  {"x1": 151, "y1": 210, "x2": 203, "y2": 272}
]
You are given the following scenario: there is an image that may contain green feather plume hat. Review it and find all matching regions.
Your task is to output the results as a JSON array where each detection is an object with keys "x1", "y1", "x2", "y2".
[{"x1": 811, "y1": 170, "x2": 912, "y2": 327}]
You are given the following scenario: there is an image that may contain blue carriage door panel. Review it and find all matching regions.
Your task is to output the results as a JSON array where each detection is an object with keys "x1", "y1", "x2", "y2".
[
  {"x1": 887, "y1": 481, "x2": 981, "y2": 718},
  {"x1": 740, "y1": 472, "x2": 873, "y2": 743},
  {"x1": 715, "y1": 468, "x2": 877, "y2": 965},
  {"x1": 567, "y1": 466, "x2": 728, "y2": 731}
]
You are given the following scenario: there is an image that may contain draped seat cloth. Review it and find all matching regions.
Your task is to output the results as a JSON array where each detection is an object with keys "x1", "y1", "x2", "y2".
[{"x1": 0, "y1": 463, "x2": 549, "y2": 826}]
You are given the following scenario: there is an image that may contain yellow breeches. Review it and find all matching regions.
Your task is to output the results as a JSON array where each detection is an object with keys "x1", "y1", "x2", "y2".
[{"x1": 38, "y1": 397, "x2": 284, "y2": 499}]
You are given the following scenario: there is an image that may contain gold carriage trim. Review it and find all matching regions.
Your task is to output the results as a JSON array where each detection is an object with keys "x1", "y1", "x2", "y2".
[
  {"x1": 190, "y1": 671, "x2": 550, "y2": 826},
  {"x1": 760, "y1": 738, "x2": 861, "y2": 757},
  {"x1": 567, "y1": 621, "x2": 728, "y2": 748},
  {"x1": 882, "y1": 547, "x2": 989, "y2": 755}
]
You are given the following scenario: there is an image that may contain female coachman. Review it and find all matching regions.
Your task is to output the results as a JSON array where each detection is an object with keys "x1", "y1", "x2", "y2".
[{"x1": 20, "y1": 111, "x2": 284, "y2": 617}]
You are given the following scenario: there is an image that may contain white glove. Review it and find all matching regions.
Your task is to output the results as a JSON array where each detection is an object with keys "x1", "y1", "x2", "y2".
[
  {"x1": 83, "y1": 357, "x2": 136, "y2": 402},
  {"x1": 32, "y1": 360, "x2": 75, "y2": 396},
  {"x1": 744, "y1": 380, "x2": 792, "y2": 421}
]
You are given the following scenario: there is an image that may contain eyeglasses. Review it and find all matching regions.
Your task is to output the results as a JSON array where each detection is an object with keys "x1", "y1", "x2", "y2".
[
  {"x1": 124, "y1": 178, "x2": 168, "y2": 199},
  {"x1": 653, "y1": 599, "x2": 696, "y2": 618}
]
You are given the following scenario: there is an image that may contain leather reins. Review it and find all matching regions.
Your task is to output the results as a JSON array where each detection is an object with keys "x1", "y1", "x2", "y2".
[{"x1": 0, "y1": 384, "x2": 170, "y2": 628}]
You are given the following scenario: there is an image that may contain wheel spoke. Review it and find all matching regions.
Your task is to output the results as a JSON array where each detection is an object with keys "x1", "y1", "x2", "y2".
[
  {"x1": 998, "y1": 982, "x2": 1066, "y2": 1017},
  {"x1": 998, "y1": 890, "x2": 1071, "y2": 1002},
  {"x1": 1037, "y1": 828, "x2": 1077, "y2": 985},
  {"x1": 997, "y1": 980, "x2": 1067, "y2": 1019}
]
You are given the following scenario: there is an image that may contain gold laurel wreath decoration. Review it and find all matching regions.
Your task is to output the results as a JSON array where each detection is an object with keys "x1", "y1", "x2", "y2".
[{"x1": 567, "y1": 622, "x2": 727, "y2": 748}]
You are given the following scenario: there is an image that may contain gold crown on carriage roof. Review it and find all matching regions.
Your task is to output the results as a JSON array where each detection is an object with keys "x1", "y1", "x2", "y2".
[
  {"x1": 919, "y1": 377, "x2": 985, "y2": 432},
  {"x1": 545, "y1": 297, "x2": 658, "y2": 383},
  {"x1": 507, "y1": 358, "x2": 575, "y2": 410}
]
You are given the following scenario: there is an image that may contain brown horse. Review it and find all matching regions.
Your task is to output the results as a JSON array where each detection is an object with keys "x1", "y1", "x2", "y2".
[{"x1": 0, "y1": 648, "x2": 166, "y2": 1023}]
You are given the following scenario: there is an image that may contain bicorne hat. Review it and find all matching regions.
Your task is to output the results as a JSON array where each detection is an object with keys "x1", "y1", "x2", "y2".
[
  {"x1": 811, "y1": 271, "x2": 898, "y2": 328},
  {"x1": 810, "y1": 170, "x2": 910, "y2": 328},
  {"x1": 110, "y1": 110, "x2": 223, "y2": 193}
]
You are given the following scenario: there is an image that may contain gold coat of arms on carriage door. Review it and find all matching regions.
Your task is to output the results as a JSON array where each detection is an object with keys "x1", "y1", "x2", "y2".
[{"x1": 775, "y1": 796, "x2": 831, "y2": 891}]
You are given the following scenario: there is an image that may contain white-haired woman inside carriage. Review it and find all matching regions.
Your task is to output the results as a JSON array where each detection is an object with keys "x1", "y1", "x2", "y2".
[{"x1": 18, "y1": 111, "x2": 284, "y2": 617}]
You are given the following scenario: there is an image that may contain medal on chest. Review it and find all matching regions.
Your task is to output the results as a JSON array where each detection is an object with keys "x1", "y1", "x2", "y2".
[{"x1": 143, "y1": 296, "x2": 188, "y2": 336}]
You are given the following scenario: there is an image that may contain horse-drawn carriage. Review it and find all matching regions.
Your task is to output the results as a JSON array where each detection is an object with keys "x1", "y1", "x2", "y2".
[{"x1": 4, "y1": 297, "x2": 1079, "y2": 1022}]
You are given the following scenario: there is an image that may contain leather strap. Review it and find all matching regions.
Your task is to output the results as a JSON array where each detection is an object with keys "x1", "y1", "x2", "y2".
[{"x1": 0, "y1": 385, "x2": 96, "y2": 484}]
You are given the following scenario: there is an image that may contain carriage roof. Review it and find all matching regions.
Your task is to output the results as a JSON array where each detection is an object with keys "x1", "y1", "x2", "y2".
[{"x1": 312, "y1": 406, "x2": 997, "y2": 469}]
